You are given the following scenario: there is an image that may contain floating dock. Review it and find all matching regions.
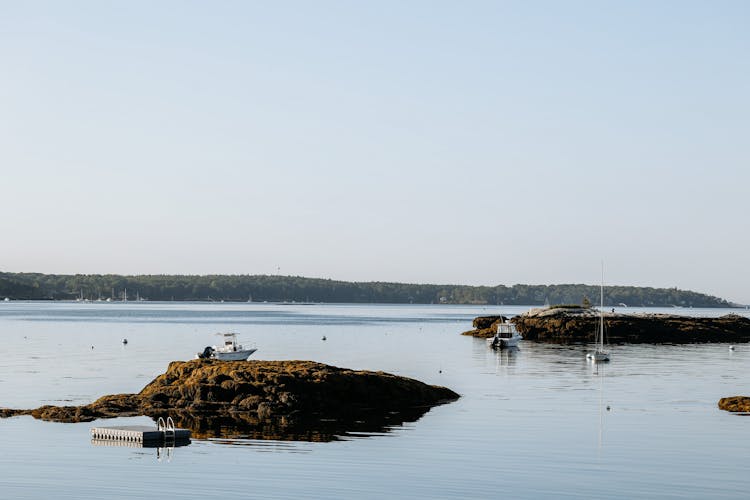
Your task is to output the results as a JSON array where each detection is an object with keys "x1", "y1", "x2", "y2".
[{"x1": 90, "y1": 417, "x2": 190, "y2": 447}]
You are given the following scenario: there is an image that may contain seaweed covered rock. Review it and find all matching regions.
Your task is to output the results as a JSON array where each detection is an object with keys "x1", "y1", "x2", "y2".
[
  {"x1": 462, "y1": 315, "x2": 509, "y2": 338},
  {"x1": 0, "y1": 360, "x2": 459, "y2": 440},
  {"x1": 136, "y1": 360, "x2": 458, "y2": 419},
  {"x1": 464, "y1": 307, "x2": 750, "y2": 344},
  {"x1": 718, "y1": 396, "x2": 750, "y2": 413}
]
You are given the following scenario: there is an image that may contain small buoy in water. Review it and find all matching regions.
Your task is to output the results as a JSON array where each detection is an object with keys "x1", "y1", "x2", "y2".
[
  {"x1": 439, "y1": 369, "x2": 442, "y2": 373},
  {"x1": 729, "y1": 345, "x2": 735, "y2": 351},
  {"x1": 122, "y1": 338, "x2": 128, "y2": 345},
  {"x1": 321, "y1": 336, "x2": 326, "y2": 341}
]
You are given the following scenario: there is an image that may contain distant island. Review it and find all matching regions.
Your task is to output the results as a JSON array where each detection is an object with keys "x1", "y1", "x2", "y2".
[{"x1": 0, "y1": 272, "x2": 736, "y2": 307}]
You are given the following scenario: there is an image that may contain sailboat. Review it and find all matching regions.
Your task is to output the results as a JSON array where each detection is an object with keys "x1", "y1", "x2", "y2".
[{"x1": 587, "y1": 264, "x2": 610, "y2": 362}]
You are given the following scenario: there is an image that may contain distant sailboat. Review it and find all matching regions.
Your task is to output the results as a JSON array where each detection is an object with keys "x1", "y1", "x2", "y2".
[{"x1": 587, "y1": 263, "x2": 610, "y2": 362}]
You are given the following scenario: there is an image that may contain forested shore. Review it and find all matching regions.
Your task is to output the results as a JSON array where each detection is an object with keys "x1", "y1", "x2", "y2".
[{"x1": 0, "y1": 272, "x2": 734, "y2": 307}]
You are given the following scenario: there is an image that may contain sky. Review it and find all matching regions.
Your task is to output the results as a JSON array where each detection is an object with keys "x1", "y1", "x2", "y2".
[{"x1": 1, "y1": 1, "x2": 749, "y2": 303}]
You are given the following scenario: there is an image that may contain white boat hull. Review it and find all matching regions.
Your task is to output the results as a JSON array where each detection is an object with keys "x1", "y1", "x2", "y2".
[
  {"x1": 499, "y1": 336, "x2": 521, "y2": 348},
  {"x1": 587, "y1": 351, "x2": 610, "y2": 362},
  {"x1": 490, "y1": 334, "x2": 522, "y2": 349},
  {"x1": 196, "y1": 332, "x2": 257, "y2": 361},
  {"x1": 214, "y1": 349, "x2": 257, "y2": 361}
]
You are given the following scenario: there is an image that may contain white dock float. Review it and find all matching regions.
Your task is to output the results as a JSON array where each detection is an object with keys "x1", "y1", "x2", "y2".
[{"x1": 90, "y1": 417, "x2": 190, "y2": 447}]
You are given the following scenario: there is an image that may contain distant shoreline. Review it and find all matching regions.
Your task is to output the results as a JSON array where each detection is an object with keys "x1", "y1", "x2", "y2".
[
  {"x1": 0, "y1": 271, "x2": 736, "y2": 308},
  {"x1": 2, "y1": 299, "x2": 749, "y2": 310}
]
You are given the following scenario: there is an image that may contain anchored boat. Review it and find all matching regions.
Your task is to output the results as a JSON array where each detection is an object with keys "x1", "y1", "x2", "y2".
[
  {"x1": 587, "y1": 263, "x2": 610, "y2": 363},
  {"x1": 197, "y1": 332, "x2": 257, "y2": 361},
  {"x1": 490, "y1": 318, "x2": 522, "y2": 349}
]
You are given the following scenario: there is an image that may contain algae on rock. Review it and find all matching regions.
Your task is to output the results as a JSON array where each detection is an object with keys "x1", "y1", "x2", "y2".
[{"x1": 1, "y1": 359, "x2": 460, "y2": 442}]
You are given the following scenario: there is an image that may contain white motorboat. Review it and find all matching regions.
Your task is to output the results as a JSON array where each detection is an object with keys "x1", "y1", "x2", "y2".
[
  {"x1": 196, "y1": 332, "x2": 257, "y2": 361},
  {"x1": 490, "y1": 319, "x2": 522, "y2": 349},
  {"x1": 587, "y1": 263, "x2": 610, "y2": 363}
]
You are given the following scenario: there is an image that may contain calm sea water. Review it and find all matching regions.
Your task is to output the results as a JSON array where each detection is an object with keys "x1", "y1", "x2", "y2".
[{"x1": 0, "y1": 302, "x2": 748, "y2": 499}]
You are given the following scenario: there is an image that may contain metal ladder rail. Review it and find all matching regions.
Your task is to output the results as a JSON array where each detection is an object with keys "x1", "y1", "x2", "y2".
[
  {"x1": 165, "y1": 417, "x2": 175, "y2": 440},
  {"x1": 156, "y1": 416, "x2": 176, "y2": 440}
]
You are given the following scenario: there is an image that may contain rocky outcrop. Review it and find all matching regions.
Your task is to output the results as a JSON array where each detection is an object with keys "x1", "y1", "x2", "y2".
[
  {"x1": 718, "y1": 396, "x2": 750, "y2": 413},
  {"x1": 0, "y1": 360, "x2": 459, "y2": 441},
  {"x1": 461, "y1": 315, "x2": 509, "y2": 338},
  {"x1": 463, "y1": 307, "x2": 750, "y2": 344}
]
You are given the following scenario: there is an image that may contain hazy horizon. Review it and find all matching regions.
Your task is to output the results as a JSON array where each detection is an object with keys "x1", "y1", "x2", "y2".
[{"x1": 2, "y1": 2, "x2": 749, "y2": 303}]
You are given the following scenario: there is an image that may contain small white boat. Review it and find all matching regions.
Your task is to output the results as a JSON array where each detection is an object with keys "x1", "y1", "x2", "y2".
[
  {"x1": 490, "y1": 319, "x2": 522, "y2": 349},
  {"x1": 586, "y1": 349, "x2": 610, "y2": 362},
  {"x1": 196, "y1": 332, "x2": 257, "y2": 361}
]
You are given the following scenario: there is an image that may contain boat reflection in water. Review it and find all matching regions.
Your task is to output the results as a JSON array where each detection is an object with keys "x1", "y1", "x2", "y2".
[
  {"x1": 591, "y1": 361, "x2": 609, "y2": 450},
  {"x1": 492, "y1": 345, "x2": 519, "y2": 371}
]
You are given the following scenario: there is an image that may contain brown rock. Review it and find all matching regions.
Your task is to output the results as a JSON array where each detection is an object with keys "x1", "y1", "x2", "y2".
[
  {"x1": 463, "y1": 307, "x2": 750, "y2": 344},
  {"x1": 718, "y1": 396, "x2": 750, "y2": 412},
  {"x1": 472, "y1": 315, "x2": 508, "y2": 329},
  {"x1": 0, "y1": 359, "x2": 459, "y2": 441},
  {"x1": 0, "y1": 408, "x2": 30, "y2": 418},
  {"x1": 462, "y1": 315, "x2": 510, "y2": 338}
]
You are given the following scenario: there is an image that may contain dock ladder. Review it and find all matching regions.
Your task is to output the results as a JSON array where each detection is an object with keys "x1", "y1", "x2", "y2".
[{"x1": 157, "y1": 416, "x2": 176, "y2": 440}]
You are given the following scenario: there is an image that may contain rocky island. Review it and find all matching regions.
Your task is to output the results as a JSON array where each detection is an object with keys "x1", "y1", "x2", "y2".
[
  {"x1": 463, "y1": 306, "x2": 750, "y2": 344},
  {"x1": 0, "y1": 359, "x2": 459, "y2": 441}
]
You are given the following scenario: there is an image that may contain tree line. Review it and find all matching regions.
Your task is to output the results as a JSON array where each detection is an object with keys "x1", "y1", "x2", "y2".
[{"x1": 0, "y1": 272, "x2": 735, "y2": 307}]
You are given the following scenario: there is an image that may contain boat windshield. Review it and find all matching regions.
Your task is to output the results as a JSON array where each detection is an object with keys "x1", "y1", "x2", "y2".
[{"x1": 497, "y1": 321, "x2": 518, "y2": 337}]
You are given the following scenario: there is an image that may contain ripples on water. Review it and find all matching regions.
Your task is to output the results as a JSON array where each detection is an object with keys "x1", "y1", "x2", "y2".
[{"x1": 0, "y1": 302, "x2": 748, "y2": 499}]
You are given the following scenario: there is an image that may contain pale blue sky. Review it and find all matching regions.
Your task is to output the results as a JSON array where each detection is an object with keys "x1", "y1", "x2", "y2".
[{"x1": 1, "y1": 1, "x2": 749, "y2": 302}]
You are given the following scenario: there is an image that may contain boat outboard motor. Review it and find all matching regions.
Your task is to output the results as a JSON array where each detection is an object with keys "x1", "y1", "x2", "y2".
[{"x1": 198, "y1": 346, "x2": 214, "y2": 359}]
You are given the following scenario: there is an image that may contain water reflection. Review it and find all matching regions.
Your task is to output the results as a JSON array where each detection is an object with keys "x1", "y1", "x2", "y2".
[
  {"x1": 491, "y1": 346, "x2": 519, "y2": 373},
  {"x1": 591, "y1": 361, "x2": 608, "y2": 450},
  {"x1": 146, "y1": 406, "x2": 437, "y2": 443},
  {"x1": 156, "y1": 445, "x2": 175, "y2": 462},
  {"x1": 91, "y1": 437, "x2": 189, "y2": 462},
  {"x1": 91, "y1": 437, "x2": 190, "y2": 448}
]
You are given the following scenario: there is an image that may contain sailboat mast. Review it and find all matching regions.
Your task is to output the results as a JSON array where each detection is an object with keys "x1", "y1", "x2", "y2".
[
  {"x1": 600, "y1": 262, "x2": 605, "y2": 350},
  {"x1": 586, "y1": 261, "x2": 611, "y2": 362}
]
